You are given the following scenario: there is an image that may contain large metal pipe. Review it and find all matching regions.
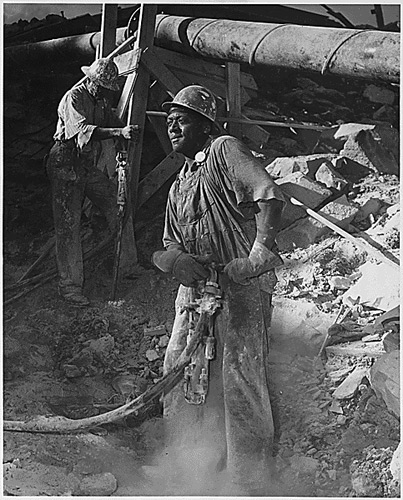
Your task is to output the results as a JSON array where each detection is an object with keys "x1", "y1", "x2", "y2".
[
  {"x1": 5, "y1": 29, "x2": 127, "y2": 69},
  {"x1": 154, "y1": 15, "x2": 399, "y2": 83},
  {"x1": 5, "y1": 14, "x2": 400, "y2": 83}
]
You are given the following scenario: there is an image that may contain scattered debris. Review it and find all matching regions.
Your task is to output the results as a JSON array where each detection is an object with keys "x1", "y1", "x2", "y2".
[{"x1": 332, "y1": 366, "x2": 369, "y2": 400}]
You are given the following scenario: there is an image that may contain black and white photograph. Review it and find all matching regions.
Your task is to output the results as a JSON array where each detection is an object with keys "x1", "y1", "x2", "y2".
[{"x1": 3, "y1": 3, "x2": 400, "y2": 497}]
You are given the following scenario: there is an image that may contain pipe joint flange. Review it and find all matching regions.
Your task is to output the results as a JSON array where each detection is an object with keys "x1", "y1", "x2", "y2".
[
  {"x1": 321, "y1": 30, "x2": 367, "y2": 75},
  {"x1": 248, "y1": 24, "x2": 291, "y2": 67}
]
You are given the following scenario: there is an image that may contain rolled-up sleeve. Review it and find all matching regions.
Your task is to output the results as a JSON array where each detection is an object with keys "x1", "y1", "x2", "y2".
[
  {"x1": 60, "y1": 91, "x2": 96, "y2": 150},
  {"x1": 163, "y1": 184, "x2": 185, "y2": 251},
  {"x1": 212, "y1": 136, "x2": 285, "y2": 207}
]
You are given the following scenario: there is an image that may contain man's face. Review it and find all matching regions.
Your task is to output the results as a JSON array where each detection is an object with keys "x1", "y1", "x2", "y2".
[
  {"x1": 166, "y1": 107, "x2": 209, "y2": 158},
  {"x1": 87, "y1": 80, "x2": 111, "y2": 100}
]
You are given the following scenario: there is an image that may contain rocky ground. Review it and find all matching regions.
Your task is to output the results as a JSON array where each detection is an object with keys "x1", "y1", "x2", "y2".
[
  {"x1": 3, "y1": 60, "x2": 401, "y2": 496},
  {"x1": 3, "y1": 163, "x2": 400, "y2": 497}
]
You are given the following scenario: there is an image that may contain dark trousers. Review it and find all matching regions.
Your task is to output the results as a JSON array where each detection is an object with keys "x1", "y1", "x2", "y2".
[{"x1": 46, "y1": 141, "x2": 117, "y2": 294}]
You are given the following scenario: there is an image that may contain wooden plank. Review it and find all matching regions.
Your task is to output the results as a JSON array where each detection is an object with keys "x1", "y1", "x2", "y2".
[
  {"x1": 225, "y1": 62, "x2": 242, "y2": 138},
  {"x1": 116, "y1": 48, "x2": 142, "y2": 120},
  {"x1": 137, "y1": 152, "x2": 184, "y2": 208},
  {"x1": 100, "y1": 4, "x2": 118, "y2": 57}
]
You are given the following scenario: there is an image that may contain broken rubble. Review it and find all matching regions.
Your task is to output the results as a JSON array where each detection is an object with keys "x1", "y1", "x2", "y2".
[
  {"x1": 276, "y1": 195, "x2": 359, "y2": 252},
  {"x1": 353, "y1": 197, "x2": 383, "y2": 224},
  {"x1": 363, "y1": 84, "x2": 395, "y2": 105},
  {"x1": 275, "y1": 171, "x2": 334, "y2": 228},
  {"x1": 314, "y1": 123, "x2": 399, "y2": 175},
  {"x1": 372, "y1": 305, "x2": 400, "y2": 331},
  {"x1": 144, "y1": 325, "x2": 166, "y2": 337},
  {"x1": 265, "y1": 154, "x2": 349, "y2": 194},
  {"x1": 145, "y1": 349, "x2": 160, "y2": 362},
  {"x1": 373, "y1": 104, "x2": 397, "y2": 124},
  {"x1": 328, "y1": 276, "x2": 352, "y2": 291},
  {"x1": 86, "y1": 335, "x2": 115, "y2": 357},
  {"x1": 369, "y1": 350, "x2": 400, "y2": 418},
  {"x1": 390, "y1": 443, "x2": 401, "y2": 484},
  {"x1": 271, "y1": 297, "x2": 336, "y2": 343},
  {"x1": 289, "y1": 455, "x2": 319, "y2": 475},
  {"x1": 76, "y1": 472, "x2": 118, "y2": 496},
  {"x1": 327, "y1": 366, "x2": 354, "y2": 383},
  {"x1": 325, "y1": 340, "x2": 385, "y2": 358},
  {"x1": 314, "y1": 162, "x2": 349, "y2": 191},
  {"x1": 342, "y1": 262, "x2": 400, "y2": 312},
  {"x1": 332, "y1": 366, "x2": 368, "y2": 400}
]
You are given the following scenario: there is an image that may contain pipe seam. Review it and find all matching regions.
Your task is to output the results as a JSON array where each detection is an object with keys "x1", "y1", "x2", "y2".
[
  {"x1": 247, "y1": 24, "x2": 291, "y2": 67},
  {"x1": 190, "y1": 19, "x2": 222, "y2": 49},
  {"x1": 321, "y1": 29, "x2": 367, "y2": 75}
]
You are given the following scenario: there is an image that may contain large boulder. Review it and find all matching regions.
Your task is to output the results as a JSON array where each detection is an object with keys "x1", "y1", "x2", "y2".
[
  {"x1": 369, "y1": 350, "x2": 400, "y2": 418},
  {"x1": 314, "y1": 123, "x2": 399, "y2": 175},
  {"x1": 275, "y1": 172, "x2": 333, "y2": 229}
]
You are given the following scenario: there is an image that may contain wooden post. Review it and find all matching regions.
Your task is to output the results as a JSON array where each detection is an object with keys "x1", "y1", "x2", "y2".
[
  {"x1": 225, "y1": 62, "x2": 242, "y2": 139},
  {"x1": 126, "y1": 5, "x2": 158, "y2": 208},
  {"x1": 100, "y1": 4, "x2": 118, "y2": 57}
]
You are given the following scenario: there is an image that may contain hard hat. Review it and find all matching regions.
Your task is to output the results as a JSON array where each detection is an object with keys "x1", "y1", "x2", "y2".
[
  {"x1": 81, "y1": 58, "x2": 120, "y2": 91},
  {"x1": 162, "y1": 85, "x2": 221, "y2": 134}
]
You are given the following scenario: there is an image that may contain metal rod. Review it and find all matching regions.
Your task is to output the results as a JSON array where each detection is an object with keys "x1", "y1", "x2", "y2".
[
  {"x1": 288, "y1": 196, "x2": 400, "y2": 270},
  {"x1": 145, "y1": 110, "x2": 331, "y2": 131}
]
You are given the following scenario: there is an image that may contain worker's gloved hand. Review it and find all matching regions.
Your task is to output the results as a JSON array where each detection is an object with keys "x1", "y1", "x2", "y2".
[
  {"x1": 224, "y1": 241, "x2": 283, "y2": 285},
  {"x1": 152, "y1": 249, "x2": 209, "y2": 288},
  {"x1": 121, "y1": 125, "x2": 140, "y2": 140}
]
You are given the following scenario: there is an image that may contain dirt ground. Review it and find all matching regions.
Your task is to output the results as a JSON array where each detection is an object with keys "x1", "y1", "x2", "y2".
[{"x1": 3, "y1": 145, "x2": 400, "y2": 497}]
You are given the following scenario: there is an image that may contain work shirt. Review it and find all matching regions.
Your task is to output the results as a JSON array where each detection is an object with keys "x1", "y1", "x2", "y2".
[
  {"x1": 163, "y1": 135, "x2": 285, "y2": 265},
  {"x1": 53, "y1": 82, "x2": 121, "y2": 167}
]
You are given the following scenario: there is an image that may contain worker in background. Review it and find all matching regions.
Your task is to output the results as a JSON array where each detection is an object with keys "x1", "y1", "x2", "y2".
[
  {"x1": 46, "y1": 58, "x2": 137, "y2": 306},
  {"x1": 152, "y1": 85, "x2": 285, "y2": 495}
]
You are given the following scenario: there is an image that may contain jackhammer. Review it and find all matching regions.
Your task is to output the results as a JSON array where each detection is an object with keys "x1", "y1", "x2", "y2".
[
  {"x1": 111, "y1": 149, "x2": 129, "y2": 301},
  {"x1": 183, "y1": 266, "x2": 221, "y2": 405}
]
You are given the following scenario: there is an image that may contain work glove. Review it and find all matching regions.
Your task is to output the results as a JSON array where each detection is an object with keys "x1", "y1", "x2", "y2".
[
  {"x1": 224, "y1": 240, "x2": 283, "y2": 285},
  {"x1": 152, "y1": 249, "x2": 209, "y2": 288}
]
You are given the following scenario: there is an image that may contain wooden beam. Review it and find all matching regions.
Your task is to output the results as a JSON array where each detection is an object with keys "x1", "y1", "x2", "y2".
[
  {"x1": 141, "y1": 48, "x2": 183, "y2": 96},
  {"x1": 147, "y1": 84, "x2": 174, "y2": 155},
  {"x1": 137, "y1": 152, "x2": 184, "y2": 208},
  {"x1": 154, "y1": 46, "x2": 258, "y2": 97},
  {"x1": 225, "y1": 62, "x2": 242, "y2": 139},
  {"x1": 100, "y1": 4, "x2": 118, "y2": 57}
]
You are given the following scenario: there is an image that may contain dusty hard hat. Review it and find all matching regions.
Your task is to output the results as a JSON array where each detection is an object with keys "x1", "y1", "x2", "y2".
[
  {"x1": 81, "y1": 58, "x2": 120, "y2": 91},
  {"x1": 162, "y1": 85, "x2": 221, "y2": 134}
]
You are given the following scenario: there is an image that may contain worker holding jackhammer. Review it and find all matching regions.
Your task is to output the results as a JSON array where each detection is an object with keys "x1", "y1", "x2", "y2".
[
  {"x1": 46, "y1": 58, "x2": 138, "y2": 306},
  {"x1": 152, "y1": 85, "x2": 285, "y2": 495}
]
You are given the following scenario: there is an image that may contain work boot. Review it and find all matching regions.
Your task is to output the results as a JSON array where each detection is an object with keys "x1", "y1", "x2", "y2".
[{"x1": 59, "y1": 288, "x2": 90, "y2": 307}]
